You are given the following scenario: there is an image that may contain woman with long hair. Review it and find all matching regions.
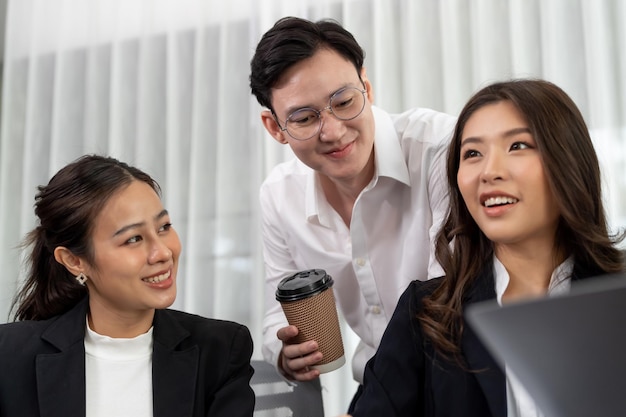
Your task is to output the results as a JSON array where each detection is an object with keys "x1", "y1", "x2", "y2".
[
  {"x1": 0, "y1": 154, "x2": 255, "y2": 417},
  {"x1": 349, "y1": 79, "x2": 625, "y2": 416}
]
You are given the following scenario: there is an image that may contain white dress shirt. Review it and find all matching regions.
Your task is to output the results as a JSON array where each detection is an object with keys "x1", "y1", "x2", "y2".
[
  {"x1": 493, "y1": 255, "x2": 573, "y2": 417},
  {"x1": 260, "y1": 105, "x2": 455, "y2": 383}
]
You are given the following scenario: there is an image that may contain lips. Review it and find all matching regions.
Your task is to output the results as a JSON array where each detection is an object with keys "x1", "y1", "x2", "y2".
[
  {"x1": 324, "y1": 141, "x2": 354, "y2": 158},
  {"x1": 483, "y1": 196, "x2": 519, "y2": 207},
  {"x1": 142, "y1": 270, "x2": 171, "y2": 284}
]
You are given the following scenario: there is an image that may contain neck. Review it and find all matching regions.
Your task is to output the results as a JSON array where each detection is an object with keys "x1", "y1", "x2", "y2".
[
  {"x1": 319, "y1": 152, "x2": 376, "y2": 227},
  {"x1": 88, "y1": 302, "x2": 155, "y2": 338},
  {"x1": 320, "y1": 174, "x2": 367, "y2": 227},
  {"x1": 496, "y1": 241, "x2": 566, "y2": 302}
]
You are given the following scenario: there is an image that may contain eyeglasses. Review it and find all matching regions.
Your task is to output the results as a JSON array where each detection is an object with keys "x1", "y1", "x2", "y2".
[{"x1": 274, "y1": 86, "x2": 367, "y2": 141}]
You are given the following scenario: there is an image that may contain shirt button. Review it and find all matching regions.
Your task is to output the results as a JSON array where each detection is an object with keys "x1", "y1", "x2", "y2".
[
  {"x1": 356, "y1": 258, "x2": 366, "y2": 267},
  {"x1": 371, "y1": 305, "x2": 381, "y2": 314}
]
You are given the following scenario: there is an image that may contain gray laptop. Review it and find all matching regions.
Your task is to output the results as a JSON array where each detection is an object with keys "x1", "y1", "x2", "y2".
[{"x1": 466, "y1": 274, "x2": 626, "y2": 417}]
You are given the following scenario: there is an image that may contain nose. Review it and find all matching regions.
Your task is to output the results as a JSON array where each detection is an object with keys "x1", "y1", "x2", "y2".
[
  {"x1": 318, "y1": 108, "x2": 345, "y2": 142},
  {"x1": 480, "y1": 149, "x2": 506, "y2": 183},
  {"x1": 148, "y1": 238, "x2": 173, "y2": 264}
]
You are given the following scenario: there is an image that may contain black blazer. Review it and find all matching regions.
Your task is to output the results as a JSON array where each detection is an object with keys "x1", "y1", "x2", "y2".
[
  {"x1": 0, "y1": 298, "x2": 255, "y2": 417},
  {"x1": 351, "y1": 260, "x2": 598, "y2": 417}
]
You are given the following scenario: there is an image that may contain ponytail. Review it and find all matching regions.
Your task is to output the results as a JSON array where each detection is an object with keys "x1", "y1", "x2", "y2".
[{"x1": 12, "y1": 227, "x2": 86, "y2": 321}]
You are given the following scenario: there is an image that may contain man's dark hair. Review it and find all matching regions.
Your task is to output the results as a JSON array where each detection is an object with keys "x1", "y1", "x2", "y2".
[{"x1": 249, "y1": 16, "x2": 365, "y2": 111}]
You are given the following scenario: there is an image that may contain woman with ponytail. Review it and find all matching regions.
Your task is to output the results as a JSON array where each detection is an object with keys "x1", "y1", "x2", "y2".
[{"x1": 0, "y1": 154, "x2": 255, "y2": 417}]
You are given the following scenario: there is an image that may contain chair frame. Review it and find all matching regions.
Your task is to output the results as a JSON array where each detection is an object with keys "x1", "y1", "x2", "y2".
[{"x1": 251, "y1": 359, "x2": 325, "y2": 416}]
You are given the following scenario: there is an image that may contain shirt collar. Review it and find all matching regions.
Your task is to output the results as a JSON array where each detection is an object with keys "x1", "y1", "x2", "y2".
[
  {"x1": 306, "y1": 170, "x2": 334, "y2": 226},
  {"x1": 494, "y1": 255, "x2": 574, "y2": 305},
  {"x1": 371, "y1": 105, "x2": 411, "y2": 186},
  {"x1": 85, "y1": 319, "x2": 154, "y2": 360}
]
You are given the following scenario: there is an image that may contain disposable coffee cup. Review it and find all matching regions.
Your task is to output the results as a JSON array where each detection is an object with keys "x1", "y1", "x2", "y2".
[{"x1": 276, "y1": 269, "x2": 345, "y2": 373}]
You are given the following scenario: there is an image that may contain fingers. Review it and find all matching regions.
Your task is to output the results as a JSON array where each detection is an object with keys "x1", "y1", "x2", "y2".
[
  {"x1": 276, "y1": 325, "x2": 323, "y2": 381},
  {"x1": 282, "y1": 340, "x2": 322, "y2": 380},
  {"x1": 276, "y1": 325, "x2": 299, "y2": 342}
]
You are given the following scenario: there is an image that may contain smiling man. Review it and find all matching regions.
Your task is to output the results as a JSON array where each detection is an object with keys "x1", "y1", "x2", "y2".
[{"x1": 249, "y1": 16, "x2": 455, "y2": 409}]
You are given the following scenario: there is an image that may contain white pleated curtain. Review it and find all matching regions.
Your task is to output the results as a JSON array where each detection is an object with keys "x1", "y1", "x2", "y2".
[{"x1": 1, "y1": 0, "x2": 624, "y2": 415}]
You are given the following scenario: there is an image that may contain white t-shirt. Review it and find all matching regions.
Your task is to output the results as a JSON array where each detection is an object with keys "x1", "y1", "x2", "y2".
[
  {"x1": 84, "y1": 322, "x2": 154, "y2": 417},
  {"x1": 494, "y1": 255, "x2": 573, "y2": 417},
  {"x1": 260, "y1": 105, "x2": 456, "y2": 383}
]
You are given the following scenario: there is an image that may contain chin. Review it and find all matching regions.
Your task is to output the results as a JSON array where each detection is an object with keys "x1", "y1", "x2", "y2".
[{"x1": 154, "y1": 290, "x2": 177, "y2": 309}]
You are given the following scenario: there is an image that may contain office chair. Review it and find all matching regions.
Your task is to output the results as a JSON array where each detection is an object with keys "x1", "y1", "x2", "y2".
[{"x1": 251, "y1": 359, "x2": 325, "y2": 416}]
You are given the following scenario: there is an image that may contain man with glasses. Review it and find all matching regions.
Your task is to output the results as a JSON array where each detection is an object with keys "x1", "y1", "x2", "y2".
[{"x1": 250, "y1": 16, "x2": 455, "y2": 409}]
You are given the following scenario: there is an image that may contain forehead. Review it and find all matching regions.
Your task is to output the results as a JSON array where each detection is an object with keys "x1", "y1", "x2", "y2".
[
  {"x1": 270, "y1": 48, "x2": 360, "y2": 112},
  {"x1": 462, "y1": 101, "x2": 528, "y2": 139},
  {"x1": 92, "y1": 181, "x2": 162, "y2": 233}
]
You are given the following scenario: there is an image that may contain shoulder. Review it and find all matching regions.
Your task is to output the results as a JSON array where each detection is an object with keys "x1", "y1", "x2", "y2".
[
  {"x1": 0, "y1": 320, "x2": 41, "y2": 343},
  {"x1": 158, "y1": 309, "x2": 250, "y2": 333},
  {"x1": 400, "y1": 277, "x2": 444, "y2": 310},
  {"x1": 0, "y1": 317, "x2": 61, "y2": 354},
  {"x1": 383, "y1": 278, "x2": 444, "y2": 334},
  {"x1": 388, "y1": 107, "x2": 456, "y2": 144},
  {"x1": 261, "y1": 158, "x2": 309, "y2": 187},
  {"x1": 260, "y1": 158, "x2": 311, "y2": 200},
  {"x1": 158, "y1": 309, "x2": 252, "y2": 346}
]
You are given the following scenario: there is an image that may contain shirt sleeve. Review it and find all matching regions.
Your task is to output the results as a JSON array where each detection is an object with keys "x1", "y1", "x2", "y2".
[
  {"x1": 351, "y1": 281, "x2": 427, "y2": 417},
  {"x1": 422, "y1": 111, "x2": 455, "y2": 279},
  {"x1": 258, "y1": 181, "x2": 300, "y2": 370},
  {"x1": 426, "y1": 141, "x2": 451, "y2": 279}
]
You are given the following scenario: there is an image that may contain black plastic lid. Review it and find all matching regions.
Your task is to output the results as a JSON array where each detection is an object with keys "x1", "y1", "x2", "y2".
[{"x1": 275, "y1": 269, "x2": 334, "y2": 302}]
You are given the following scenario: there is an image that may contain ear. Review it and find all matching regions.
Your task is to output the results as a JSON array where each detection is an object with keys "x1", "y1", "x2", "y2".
[
  {"x1": 360, "y1": 67, "x2": 374, "y2": 104},
  {"x1": 53, "y1": 246, "x2": 87, "y2": 277},
  {"x1": 261, "y1": 110, "x2": 289, "y2": 144}
]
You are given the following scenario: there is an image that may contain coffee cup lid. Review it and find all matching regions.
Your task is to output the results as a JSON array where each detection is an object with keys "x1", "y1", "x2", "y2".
[{"x1": 275, "y1": 269, "x2": 334, "y2": 302}]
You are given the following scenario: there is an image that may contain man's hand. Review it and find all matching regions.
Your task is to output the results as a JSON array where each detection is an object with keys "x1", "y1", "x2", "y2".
[{"x1": 277, "y1": 325, "x2": 323, "y2": 381}]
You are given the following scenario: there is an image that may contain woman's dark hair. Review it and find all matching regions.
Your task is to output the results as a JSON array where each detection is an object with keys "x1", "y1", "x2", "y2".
[
  {"x1": 419, "y1": 79, "x2": 625, "y2": 361},
  {"x1": 11, "y1": 154, "x2": 160, "y2": 321},
  {"x1": 249, "y1": 16, "x2": 365, "y2": 111}
]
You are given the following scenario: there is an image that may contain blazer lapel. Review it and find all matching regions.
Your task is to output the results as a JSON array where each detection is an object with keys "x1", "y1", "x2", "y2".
[
  {"x1": 462, "y1": 266, "x2": 507, "y2": 417},
  {"x1": 152, "y1": 310, "x2": 198, "y2": 417},
  {"x1": 36, "y1": 298, "x2": 89, "y2": 417}
]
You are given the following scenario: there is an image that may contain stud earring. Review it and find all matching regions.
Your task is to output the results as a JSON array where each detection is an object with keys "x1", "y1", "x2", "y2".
[{"x1": 75, "y1": 273, "x2": 88, "y2": 286}]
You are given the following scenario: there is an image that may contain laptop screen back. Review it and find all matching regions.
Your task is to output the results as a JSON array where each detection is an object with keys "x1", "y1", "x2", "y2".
[{"x1": 466, "y1": 274, "x2": 626, "y2": 417}]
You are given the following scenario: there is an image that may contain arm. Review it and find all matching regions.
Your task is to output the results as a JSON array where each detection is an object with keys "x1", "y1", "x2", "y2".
[
  {"x1": 259, "y1": 183, "x2": 322, "y2": 381},
  {"x1": 351, "y1": 281, "x2": 427, "y2": 417},
  {"x1": 394, "y1": 107, "x2": 455, "y2": 280},
  {"x1": 206, "y1": 325, "x2": 255, "y2": 417},
  {"x1": 426, "y1": 136, "x2": 452, "y2": 279}
]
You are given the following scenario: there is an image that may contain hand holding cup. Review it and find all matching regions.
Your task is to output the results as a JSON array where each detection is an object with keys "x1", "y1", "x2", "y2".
[
  {"x1": 276, "y1": 269, "x2": 346, "y2": 376},
  {"x1": 276, "y1": 324, "x2": 322, "y2": 381}
]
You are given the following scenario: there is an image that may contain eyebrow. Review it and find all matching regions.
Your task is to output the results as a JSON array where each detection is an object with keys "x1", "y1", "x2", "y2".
[
  {"x1": 460, "y1": 127, "x2": 531, "y2": 147},
  {"x1": 282, "y1": 82, "x2": 359, "y2": 117},
  {"x1": 112, "y1": 209, "x2": 169, "y2": 237}
]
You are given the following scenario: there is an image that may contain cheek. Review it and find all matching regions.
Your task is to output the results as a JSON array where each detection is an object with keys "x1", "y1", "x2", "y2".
[
  {"x1": 456, "y1": 167, "x2": 483, "y2": 218},
  {"x1": 525, "y1": 162, "x2": 552, "y2": 201},
  {"x1": 358, "y1": 109, "x2": 375, "y2": 137},
  {"x1": 287, "y1": 141, "x2": 316, "y2": 158},
  {"x1": 168, "y1": 232, "x2": 183, "y2": 260},
  {"x1": 537, "y1": 176, "x2": 560, "y2": 216},
  {"x1": 456, "y1": 168, "x2": 473, "y2": 202}
]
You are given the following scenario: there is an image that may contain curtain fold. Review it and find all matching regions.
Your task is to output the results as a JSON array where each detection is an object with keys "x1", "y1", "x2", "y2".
[{"x1": 1, "y1": 0, "x2": 624, "y2": 414}]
